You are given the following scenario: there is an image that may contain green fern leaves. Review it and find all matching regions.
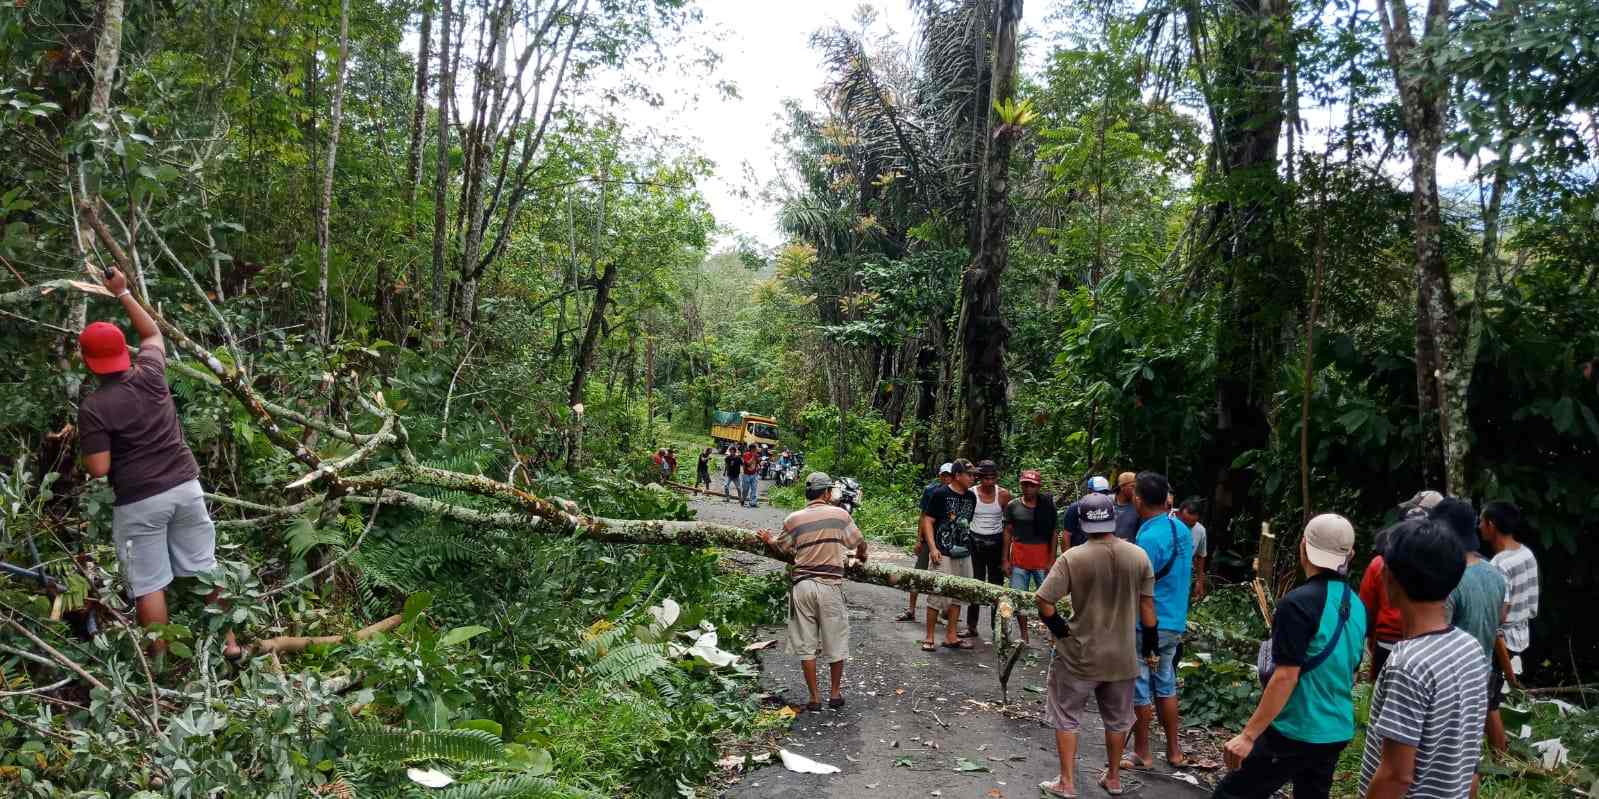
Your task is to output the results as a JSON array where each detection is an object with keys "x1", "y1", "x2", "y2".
[{"x1": 344, "y1": 724, "x2": 505, "y2": 764}]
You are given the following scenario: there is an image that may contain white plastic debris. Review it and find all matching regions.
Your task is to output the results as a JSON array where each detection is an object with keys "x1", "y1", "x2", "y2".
[
  {"x1": 1520, "y1": 724, "x2": 1534, "y2": 740},
  {"x1": 1171, "y1": 772, "x2": 1201, "y2": 786},
  {"x1": 1531, "y1": 738, "x2": 1569, "y2": 769},
  {"x1": 780, "y1": 749, "x2": 841, "y2": 774},
  {"x1": 406, "y1": 767, "x2": 454, "y2": 788},
  {"x1": 1535, "y1": 699, "x2": 1581, "y2": 716},
  {"x1": 685, "y1": 629, "x2": 739, "y2": 668},
  {"x1": 648, "y1": 598, "x2": 681, "y2": 630}
]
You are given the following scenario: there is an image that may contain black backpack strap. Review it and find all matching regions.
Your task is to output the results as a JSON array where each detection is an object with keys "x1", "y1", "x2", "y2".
[
  {"x1": 1153, "y1": 517, "x2": 1182, "y2": 580},
  {"x1": 1302, "y1": 581, "x2": 1353, "y2": 674}
]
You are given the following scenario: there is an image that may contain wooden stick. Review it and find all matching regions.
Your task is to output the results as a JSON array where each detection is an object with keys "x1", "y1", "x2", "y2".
[
  {"x1": 252, "y1": 613, "x2": 403, "y2": 656},
  {"x1": 3, "y1": 617, "x2": 109, "y2": 692}
]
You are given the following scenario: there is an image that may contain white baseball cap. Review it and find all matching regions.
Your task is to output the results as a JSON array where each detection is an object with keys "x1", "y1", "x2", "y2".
[
  {"x1": 1304, "y1": 513, "x2": 1356, "y2": 570},
  {"x1": 939, "y1": 462, "x2": 953, "y2": 475}
]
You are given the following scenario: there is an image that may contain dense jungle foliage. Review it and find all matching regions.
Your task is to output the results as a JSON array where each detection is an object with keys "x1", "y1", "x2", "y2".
[{"x1": 0, "y1": 0, "x2": 1595, "y2": 796}]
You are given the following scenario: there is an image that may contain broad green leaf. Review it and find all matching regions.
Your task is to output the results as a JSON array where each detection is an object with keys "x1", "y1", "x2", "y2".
[
  {"x1": 952, "y1": 757, "x2": 990, "y2": 772},
  {"x1": 456, "y1": 719, "x2": 503, "y2": 738},
  {"x1": 1550, "y1": 396, "x2": 1576, "y2": 434},
  {"x1": 402, "y1": 591, "x2": 434, "y2": 624},
  {"x1": 438, "y1": 625, "x2": 489, "y2": 649}
]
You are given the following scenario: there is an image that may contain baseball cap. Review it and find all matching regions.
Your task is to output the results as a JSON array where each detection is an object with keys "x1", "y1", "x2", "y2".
[
  {"x1": 1019, "y1": 469, "x2": 1041, "y2": 485},
  {"x1": 805, "y1": 472, "x2": 834, "y2": 491},
  {"x1": 1398, "y1": 490, "x2": 1443, "y2": 516},
  {"x1": 1304, "y1": 513, "x2": 1356, "y2": 570},
  {"x1": 976, "y1": 459, "x2": 999, "y2": 476},
  {"x1": 79, "y1": 322, "x2": 130, "y2": 375},
  {"x1": 1086, "y1": 475, "x2": 1111, "y2": 494},
  {"x1": 938, "y1": 462, "x2": 953, "y2": 475},
  {"x1": 1117, "y1": 472, "x2": 1137, "y2": 488},
  {"x1": 1079, "y1": 493, "x2": 1117, "y2": 534}
]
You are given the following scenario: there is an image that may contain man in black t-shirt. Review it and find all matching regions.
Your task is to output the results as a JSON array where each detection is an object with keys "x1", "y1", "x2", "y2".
[
  {"x1": 898, "y1": 462, "x2": 954, "y2": 623},
  {"x1": 722, "y1": 446, "x2": 742, "y2": 502},
  {"x1": 919, "y1": 459, "x2": 977, "y2": 652}
]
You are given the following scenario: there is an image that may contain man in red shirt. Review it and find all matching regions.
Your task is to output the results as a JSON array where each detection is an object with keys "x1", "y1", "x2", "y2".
[{"x1": 740, "y1": 444, "x2": 761, "y2": 508}]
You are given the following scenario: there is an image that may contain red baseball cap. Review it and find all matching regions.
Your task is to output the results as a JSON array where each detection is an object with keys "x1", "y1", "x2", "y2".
[
  {"x1": 79, "y1": 322, "x2": 130, "y2": 375},
  {"x1": 1019, "y1": 469, "x2": 1042, "y2": 485}
]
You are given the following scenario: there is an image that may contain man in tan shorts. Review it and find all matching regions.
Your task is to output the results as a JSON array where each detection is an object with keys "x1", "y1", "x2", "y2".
[
  {"x1": 1035, "y1": 492, "x2": 1158, "y2": 797},
  {"x1": 919, "y1": 458, "x2": 977, "y2": 651},
  {"x1": 758, "y1": 472, "x2": 867, "y2": 711}
]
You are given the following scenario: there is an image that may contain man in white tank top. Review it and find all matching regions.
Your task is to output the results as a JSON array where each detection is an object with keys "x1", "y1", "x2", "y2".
[{"x1": 965, "y1": 459, "x2": 1012, "y2": 639}]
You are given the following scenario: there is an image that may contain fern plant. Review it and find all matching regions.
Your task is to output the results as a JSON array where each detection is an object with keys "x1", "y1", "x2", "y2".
[
  {"x1": 588, "y1": 641, "x2": 672, "y2": 686},
  {"x1": 343, "y1": 723, "x2": 505, "y2": 764},
  {"x1": 436, "y1": 775, "x2": 598, "y2": 799}
]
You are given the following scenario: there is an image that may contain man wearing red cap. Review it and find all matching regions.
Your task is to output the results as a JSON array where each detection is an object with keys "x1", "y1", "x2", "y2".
[{"x1": 78, "y1": 268, "x2": 239, "y2": 661}]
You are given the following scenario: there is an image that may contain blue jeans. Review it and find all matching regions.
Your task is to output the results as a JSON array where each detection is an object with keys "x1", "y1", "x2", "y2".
[
  {"x1": 1134, "y1": 628, "x2": 1183, "y2": 707},
  {"x1": 740, "y1": 474, "x2": 758, "y2": 505},
  {"x1": 1009, "y1": 568, "x2": 1047, "y2": 591}
]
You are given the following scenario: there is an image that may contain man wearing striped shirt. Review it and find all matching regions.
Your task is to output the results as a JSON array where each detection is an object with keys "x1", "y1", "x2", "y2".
[
  {"x1": 1359, "y1": 519, "x2": 1488, "y2": 799},
  {"x1": 1480, "y1": 500, "x2": 1539, "y2": 754},
  {"x1": 758, "y1": 472, "x2": 868, "y2": 712}
]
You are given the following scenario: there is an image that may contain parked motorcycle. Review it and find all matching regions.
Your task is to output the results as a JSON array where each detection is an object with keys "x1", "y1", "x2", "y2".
[
  {"x1": 776, "y1": 462, "x2": 799, "y2": 486},
  {"x1": 832, "y1": 477, "x2": 862, "y2": 516}
]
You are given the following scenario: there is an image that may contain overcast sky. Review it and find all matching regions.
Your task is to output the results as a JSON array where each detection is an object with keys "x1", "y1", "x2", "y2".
[{"x1": 609, "y1": 0, "x2": 1057, "y2": 248}]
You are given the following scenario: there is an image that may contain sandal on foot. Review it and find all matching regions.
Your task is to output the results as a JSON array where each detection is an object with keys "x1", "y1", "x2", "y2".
[
  {"x1": 1039, "y1": 780, "x2": 1078, "y2": 798},
  {"x1": 958, "y1": 628, "x2": 979, "y2": 638},
  {"x1": 1098, "y1": 772, "x2": 1125, "y2": 796},
  {"x1": 941, "y1": 639, "x2": 975, "y2": 650},
  {"x1": 895, "y1": 609, "x2": 918, "y2": 622},
  {"x1": 828, "y1": 697, "x2": 846, "y2": 710},
  {"x1": 920, "y1": 640, "x2": 938, "y2": 652},
  {"x1": 804, "y1": 701, "x2": 823, "y2": 712}
]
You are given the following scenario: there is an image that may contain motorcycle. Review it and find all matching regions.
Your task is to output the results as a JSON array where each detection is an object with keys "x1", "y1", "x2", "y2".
[
  {"x1": 776, "y1": 461, "x2": 799, "y2": 486},
  {"x1": 832, "y1": 477, "x2": 862, "y2": 516}
]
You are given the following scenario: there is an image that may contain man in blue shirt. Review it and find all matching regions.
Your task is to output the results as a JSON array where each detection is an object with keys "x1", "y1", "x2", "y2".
[{"x1": 1127, "y1": 471, "x2": 1194, "y2": 770}]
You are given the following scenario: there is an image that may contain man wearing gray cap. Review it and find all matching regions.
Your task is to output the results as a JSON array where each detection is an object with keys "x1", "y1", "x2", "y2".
[
  {"x1": 899, "y1": 462, "x2": 956, "y2": 622},
  {"x1": 758, "y1": 472, "x2": 868, "y2": 712},
  {"x1": 1034, "y1": 492, "x2": 1157, "y2": 797}
]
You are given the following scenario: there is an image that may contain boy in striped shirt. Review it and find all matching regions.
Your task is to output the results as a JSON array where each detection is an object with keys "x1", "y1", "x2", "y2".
[
  {"x1": 1479, "y1": 501, "x2": 1539, "y2": 754},
  {"x1": 1359, "y1": 519, "x2": 1488, "y2": 799}
]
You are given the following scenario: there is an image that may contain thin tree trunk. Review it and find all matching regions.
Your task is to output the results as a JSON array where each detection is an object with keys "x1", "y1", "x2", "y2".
[
  {"x1": 316, "y1": 0, "x2": 351, "y2": 347},
  {"x1": 457, "y1": 1, "x2": 511, "y2": 327},
  {"x1": 429, "y1": 0, "x2": 455, "y2": 320},
  {"x1": 956, "y1": 0, "x2": 1022, "y2": 460},
  {"x1": 406, "y1": 2, "x2": 433, "y2": 215},
  {"x1": 1376, "y1": 0, "x2": 1466, "y2": 492},
  {"x1": 568, "y1": 262, "x2": 617, "y2": 406}
]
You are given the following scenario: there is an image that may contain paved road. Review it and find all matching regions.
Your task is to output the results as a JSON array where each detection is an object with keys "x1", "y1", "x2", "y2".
[{"x1": 694, "y1": 487, "x2": 1207, "y2": 799}]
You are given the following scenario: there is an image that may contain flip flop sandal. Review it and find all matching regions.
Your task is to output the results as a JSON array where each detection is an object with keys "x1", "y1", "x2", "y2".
[
  {"x1": 958, "y1": 629, "x2": 979, "y2": 638},
  {"x1": 828, "y1": 697, "x2": 846, "y2": 710},
  {"x1": 804, "y1": 701, "x2": 823, "y2": 712},
  {"x1": 894, "y1": 609, "x2": 918, "y2": 622},
  {"x1": 1038, "y1": 780, "x2": 1078, "y2": 798},
  {"x1": 920, "y1": 640, "x2": 938, "y2": 652},
  {"x1": 1098, "y1": 771, "x2": 1142, "y2": 795},
  {"x1": 942, "y1": 639, "x2": 976, "y2": 650}
]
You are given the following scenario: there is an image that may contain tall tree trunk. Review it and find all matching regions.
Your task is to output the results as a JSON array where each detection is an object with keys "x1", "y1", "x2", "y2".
[
  {"x1": 456, "y1": 1, "x2": 511, "y2": 327},
  {"x1": 955, "y1": 0, "x2": 1022, "y2": 461},
  {"x1": 568, "y1": 262, "x2": 617, "y2": 406},
  {"x1": 405, "y1": 2, "x2": 433, "y2": 216},
  {"x1": 429, "y1": 0, "x2": 455, "y2": 320},
  {"x1": 1193, "y1": 0, "x2": 1292, "y2": 544},
  {"x1": 911, "y1": 342, "x2": 939, "y2": 467},
  {"x1": 1376, "y1": 0, "x2": 1467, "y2": 493},
  {"x1": 66, "y1": 0, "x2": 127, "y2": 403},
  {"x1": 316, "y1": 0, "x2": 351, "y2": 347}
]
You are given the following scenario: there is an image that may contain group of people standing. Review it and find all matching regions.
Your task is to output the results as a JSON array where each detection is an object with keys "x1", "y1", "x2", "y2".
[{"x1": 708, "y1": 442, "x2": 793, "y2": 508}]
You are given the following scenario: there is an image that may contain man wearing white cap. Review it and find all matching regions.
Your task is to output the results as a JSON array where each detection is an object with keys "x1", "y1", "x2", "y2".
[
  {"x1": 1215, "y1": 514, "x2": 1366, "y2": 799},
  {"x1": 899, "y1": 462, "x2": 955, "y2": 622},
  {"x1": 1060, "y1": 475, "x2": 1112, "y2": 549}
]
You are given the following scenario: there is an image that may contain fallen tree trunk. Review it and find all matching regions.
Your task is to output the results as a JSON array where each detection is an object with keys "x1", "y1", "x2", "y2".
[
  {"x1": 346, "y1": 489, "x2": 1047, "y2": 610},
  {"x1": 254, "y1": 613, "x2": 403, "y2": 656}
]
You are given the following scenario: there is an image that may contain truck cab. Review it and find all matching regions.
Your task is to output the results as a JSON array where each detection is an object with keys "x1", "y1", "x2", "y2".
[{"x1": 711, "y1": 411, "x2": 780, "y2": 448}]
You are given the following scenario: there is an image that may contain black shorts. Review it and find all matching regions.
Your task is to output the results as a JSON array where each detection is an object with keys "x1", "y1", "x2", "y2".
[{"x1": 1213, "y1": 727, "x2": 1347, "y2": 799}]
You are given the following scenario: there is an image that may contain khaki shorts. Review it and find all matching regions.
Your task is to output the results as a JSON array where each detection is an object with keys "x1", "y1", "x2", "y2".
[
  {"x1": 112, "y1": 480, "x2": 216, "y2": 598},
  {"x1": 788, "y1": 580, "x2": 850, "y2": 663},
  {"x1": 1045, "y1": 653, "x2": 1136, "y2": 733},
  {"x1": 925, "y1": 553, "x2": 973, "y2": 613}
]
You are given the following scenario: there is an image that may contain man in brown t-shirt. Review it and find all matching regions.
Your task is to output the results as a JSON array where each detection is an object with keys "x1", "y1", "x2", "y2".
[
  {"x1": 78, "y1": 267, "x2": 238, "y2": 660},
  {"x1": 1034, "y1": 492, "x2": 1157, "y2": 797},
  {"x1": 758, "y1": 472, "x2": 867, "y2": 711}
]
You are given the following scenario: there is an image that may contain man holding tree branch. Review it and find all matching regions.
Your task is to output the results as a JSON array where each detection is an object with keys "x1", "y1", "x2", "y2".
[{"x1": 77, "y1": 267, "x2": 240, "y2": 662}]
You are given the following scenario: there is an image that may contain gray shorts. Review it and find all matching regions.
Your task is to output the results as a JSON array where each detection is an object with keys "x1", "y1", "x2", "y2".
[
  {"x1": 112, "y1": 480, "x2": 216, "y2": 597},
  {"x1": 788, "y1": 580, "x2": 850, "y2": 663},
  {"x1": 925, "y1": 554, "x2": 973, "y2": 613},
  {"x1": 1045, "y1": 653, "x2": 1136, "y2": 733}
]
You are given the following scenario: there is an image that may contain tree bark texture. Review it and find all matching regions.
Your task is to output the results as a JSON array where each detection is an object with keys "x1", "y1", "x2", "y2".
[
  {"x1": 1375, "y1": 0, "x2": 1468, "y2": 493},
  {"x1": 405, "y1": 2, "x2": 433, "y2": 217},
  {"x1": 955, "y1": 0, "x2": 1022, "y2": 461},
  {"x1": 429, "y1": 0, "x2": 455, "y2": 319},
  {"x1": 568, "y1": 262, "x2": 616, "y2": 406},
  {"x1": 316, "y1": 0, "x2": 351, "y2": 347}
]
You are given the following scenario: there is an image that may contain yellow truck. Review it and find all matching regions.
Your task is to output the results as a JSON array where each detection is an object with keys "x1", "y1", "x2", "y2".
[{"x1": 710, "y1": 411, "x2": 780, "y2": 448}]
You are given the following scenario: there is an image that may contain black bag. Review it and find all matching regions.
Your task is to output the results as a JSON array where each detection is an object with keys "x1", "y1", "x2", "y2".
[
  {"x1": 1257, "y1": 581, "x2": 1353, "y2": 688},
  {"x1": 1152, "y1": 517, "x2": 1182, "y2": 580}
]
